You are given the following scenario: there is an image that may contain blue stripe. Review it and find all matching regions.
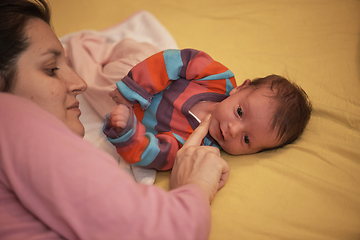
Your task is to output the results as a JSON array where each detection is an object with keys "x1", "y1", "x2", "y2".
[
  {"x1": 172, "y1": 133, "x2": 220, "y2": 149},
  {"x1": 107, "y1": 117, "x2": 137, "y2": 144},
  {"x1": 195, "y1": 70, "x2": 234, "y2": 81},
  {"x1": 134, "y1": 133, "x2": 160, "y2": 166},
  {"x1": 225, "y1": 78, "x2": 234, "y2": 96},
  {"x1": 142, "y1": 91, "x2": 163, "y2": 135},
  {"x1": 163, "y1": 49, "x2": 183, "y2": 80},
  {"x1": 172, "y1": 133, "x2": 186, "y2": 145},
  {"x1": 116, "y1": 81, "x2": 150, "y2": 109},
  {"x1": 203, "y1": 137, "x2": 221, "y2": 149}
]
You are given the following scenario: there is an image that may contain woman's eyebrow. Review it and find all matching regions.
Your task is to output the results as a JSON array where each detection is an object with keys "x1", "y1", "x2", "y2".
[{"x1": 41, "y1": 48, "x2": 62, "y2": 57}]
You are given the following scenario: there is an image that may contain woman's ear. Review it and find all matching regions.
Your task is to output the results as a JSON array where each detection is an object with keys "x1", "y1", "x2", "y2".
[{"x1": 229, "y1": 79, "x2": 251, "y2": 95}]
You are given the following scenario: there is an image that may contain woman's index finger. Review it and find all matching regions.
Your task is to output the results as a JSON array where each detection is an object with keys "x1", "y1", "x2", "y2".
[{"x1": 182, "y1": 114, "x2": 212, "y2": 148}]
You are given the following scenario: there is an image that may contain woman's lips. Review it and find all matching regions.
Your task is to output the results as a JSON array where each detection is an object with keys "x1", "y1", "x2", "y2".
[{"x1": 68, "y1": 102, "x2": 81, "y2": 115}]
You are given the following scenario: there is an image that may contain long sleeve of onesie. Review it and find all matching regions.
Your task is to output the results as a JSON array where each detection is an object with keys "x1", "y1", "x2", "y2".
[
  {"x1": 0, "y1": 93, "x2": 211, "y2": 240},
  {"x1": 104, "y1": 106, "x2": 181, "y2": 170},
  {"x1": 104, "y1": 49, "x2": 236, "y2": 170}
]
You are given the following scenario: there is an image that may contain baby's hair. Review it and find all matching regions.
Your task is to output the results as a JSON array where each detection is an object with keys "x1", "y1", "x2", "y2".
[{"x1": 248, "y1": 74, "x2": 312, "y2": 148}]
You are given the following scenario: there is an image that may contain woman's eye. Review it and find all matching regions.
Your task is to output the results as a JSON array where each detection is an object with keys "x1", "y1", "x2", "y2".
[
  {"x1": 244, "y1": 135, "x2": 249, "y2": 144},
  {"x1": 237, "y1": 106, "x2": 243, "y2": 117},
  {"x1": 46, "y1": 68, "x2": 59, "y2": 76}
]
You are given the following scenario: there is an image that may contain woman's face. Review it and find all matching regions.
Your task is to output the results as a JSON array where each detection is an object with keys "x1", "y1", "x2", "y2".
[{"x1": 13, "y1": 18, "x2": 87, "y2": 136}]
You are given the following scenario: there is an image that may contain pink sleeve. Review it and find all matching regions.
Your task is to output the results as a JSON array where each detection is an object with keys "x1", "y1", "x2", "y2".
[{"x1": 0, "y1": 93, "x2": 210, "y2": 240}]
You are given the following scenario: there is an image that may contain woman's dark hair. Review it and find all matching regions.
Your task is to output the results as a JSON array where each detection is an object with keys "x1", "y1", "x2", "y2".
[{"x1": 0, "y1": 0, "x2": 51, "y2": 92}]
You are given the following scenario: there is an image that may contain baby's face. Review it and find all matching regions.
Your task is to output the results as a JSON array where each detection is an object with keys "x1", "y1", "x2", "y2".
[{"x1": 209, "y1": 85, "x2": 280, "y2": 155}]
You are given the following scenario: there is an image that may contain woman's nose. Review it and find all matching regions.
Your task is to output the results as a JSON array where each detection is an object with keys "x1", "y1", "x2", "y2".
[{"x1": 67, "y1": 67, "x2": 87, "y2": 94}]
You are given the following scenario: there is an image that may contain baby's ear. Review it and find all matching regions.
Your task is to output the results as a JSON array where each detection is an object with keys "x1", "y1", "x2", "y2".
[{"x1": 230, "y1": 79, "x2": 251, "y2": 95}]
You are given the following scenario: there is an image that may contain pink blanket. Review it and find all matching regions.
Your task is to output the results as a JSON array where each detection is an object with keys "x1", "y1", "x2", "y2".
[
  {"x1": 61, "y1": 11, "x2": 178, "y2": 118},
  {"x1": 65, "y1": 38, "x2": 158, "y2": 117}
]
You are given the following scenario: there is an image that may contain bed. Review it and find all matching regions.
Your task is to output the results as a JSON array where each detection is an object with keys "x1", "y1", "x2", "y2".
[{"x1": 48, "y1": 0, "x2": 360, "y2": 239}]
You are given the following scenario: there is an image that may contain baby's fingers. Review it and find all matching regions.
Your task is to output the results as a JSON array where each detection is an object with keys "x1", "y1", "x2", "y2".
[
  {"x1": 110, "y1": 118, "x2": 128, "y2": 129},
  {"x1": 109, "y1": 104, "x2": 131, "y2": 130}
]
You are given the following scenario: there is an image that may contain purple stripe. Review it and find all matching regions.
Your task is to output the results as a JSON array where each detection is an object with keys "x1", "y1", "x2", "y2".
[
  {"x1": 146, "y1": 140, "x2": 172, "y2": 170},
  {"x1": 182, "y1": 92, "x2": 228, "y2": 130},
  {"x1": 122, "y1": 75, "x2": 153, "y2": 103},
  {"x1": 154, "y1": 79, "x2": 191, "y2": 133},
  {"x1": 180, "y1": 49, "x2": 199, "y2": 78}
]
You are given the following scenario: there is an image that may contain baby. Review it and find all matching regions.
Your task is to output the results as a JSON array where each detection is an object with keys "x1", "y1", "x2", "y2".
[{"x1": 103, "y1": 49, "x2": 312, "y2": 170}]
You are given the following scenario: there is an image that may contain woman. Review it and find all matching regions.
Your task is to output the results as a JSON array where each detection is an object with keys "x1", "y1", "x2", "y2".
[{"x1": 0, "y1": 0, "x2": 229, "y2": 239}]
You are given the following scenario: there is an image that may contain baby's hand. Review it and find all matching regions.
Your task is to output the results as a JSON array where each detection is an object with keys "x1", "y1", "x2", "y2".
[
  {"x1": 109, "y1": 104, "x2": 131, "y2": 133},
  {"x1": 109, "y1": 88, "x2": 133, "y2": 107}
]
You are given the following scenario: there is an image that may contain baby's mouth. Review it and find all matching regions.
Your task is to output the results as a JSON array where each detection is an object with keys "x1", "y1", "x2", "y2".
[
  {"x1": 219, "y1": 124, "x2": 225, "y2": 141},
  {"x1": 209, "y1": 120, "x2": 224, "y2": 145}
]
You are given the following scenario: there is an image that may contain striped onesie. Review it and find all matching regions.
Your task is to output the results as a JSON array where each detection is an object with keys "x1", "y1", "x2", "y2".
[{"x1": 103, "y1": 48, "x2": 237, "y2": 170}]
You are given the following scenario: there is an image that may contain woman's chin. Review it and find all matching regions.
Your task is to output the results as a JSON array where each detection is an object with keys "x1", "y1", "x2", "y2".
[{"x1": 68, "y1": 120, "x2": 85, "y2": 137}]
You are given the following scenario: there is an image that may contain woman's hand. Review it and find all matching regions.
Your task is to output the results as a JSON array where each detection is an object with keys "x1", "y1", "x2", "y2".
[{"x1": 170, "y1": 115, "x2": 230, "y2": 203}]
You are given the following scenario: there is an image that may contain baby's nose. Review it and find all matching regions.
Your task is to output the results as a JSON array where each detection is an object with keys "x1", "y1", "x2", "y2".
[{"x1": 228, "y1": 121, "x2": 242, "y2": 138}]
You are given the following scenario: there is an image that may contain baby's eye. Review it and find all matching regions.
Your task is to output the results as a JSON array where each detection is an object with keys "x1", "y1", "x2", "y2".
[
  {"x1": 237, "y1": 106, "x2": 243, "y2": 117},
  {"x1": 244, "y1": 135, "x2": 249, "y2": 144}
]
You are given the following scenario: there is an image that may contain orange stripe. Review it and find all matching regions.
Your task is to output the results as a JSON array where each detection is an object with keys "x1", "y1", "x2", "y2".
[
  {"x1": 206, "y1": 79, "x2": 227, "y2": 94},
  {"x1": 146, "y1": 52, "x2": 171, "y2": 93},
  {"x1": 133, "y1": 104, "x2": 145, "y2": 122},
  {"x1": 230, "y1": 77, "x2": 237, "y2": 86},
  {"x1": 118, "y1": 137, "x2": 150, "y2": 164},
  {"x1": 194, "y1": 61, "x2": 229, "y2": 80},
  {"x1": 116, "y1": 120, "x2": 149, "y2": 165}
]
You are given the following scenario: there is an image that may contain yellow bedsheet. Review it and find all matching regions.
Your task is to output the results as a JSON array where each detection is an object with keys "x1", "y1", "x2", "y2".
[{"x1": 49, "y1": 0, "x2": 360, "y2": 239}]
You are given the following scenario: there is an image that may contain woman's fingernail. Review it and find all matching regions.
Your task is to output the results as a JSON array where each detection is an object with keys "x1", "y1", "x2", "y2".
[{"x1": 204, "y1": 114, "x2": 212, "y2": 121}]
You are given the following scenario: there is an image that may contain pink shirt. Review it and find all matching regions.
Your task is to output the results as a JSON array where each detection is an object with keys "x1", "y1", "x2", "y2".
[{"x1": 0, "y1": 93, "x2": 210, "y2": 240}]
